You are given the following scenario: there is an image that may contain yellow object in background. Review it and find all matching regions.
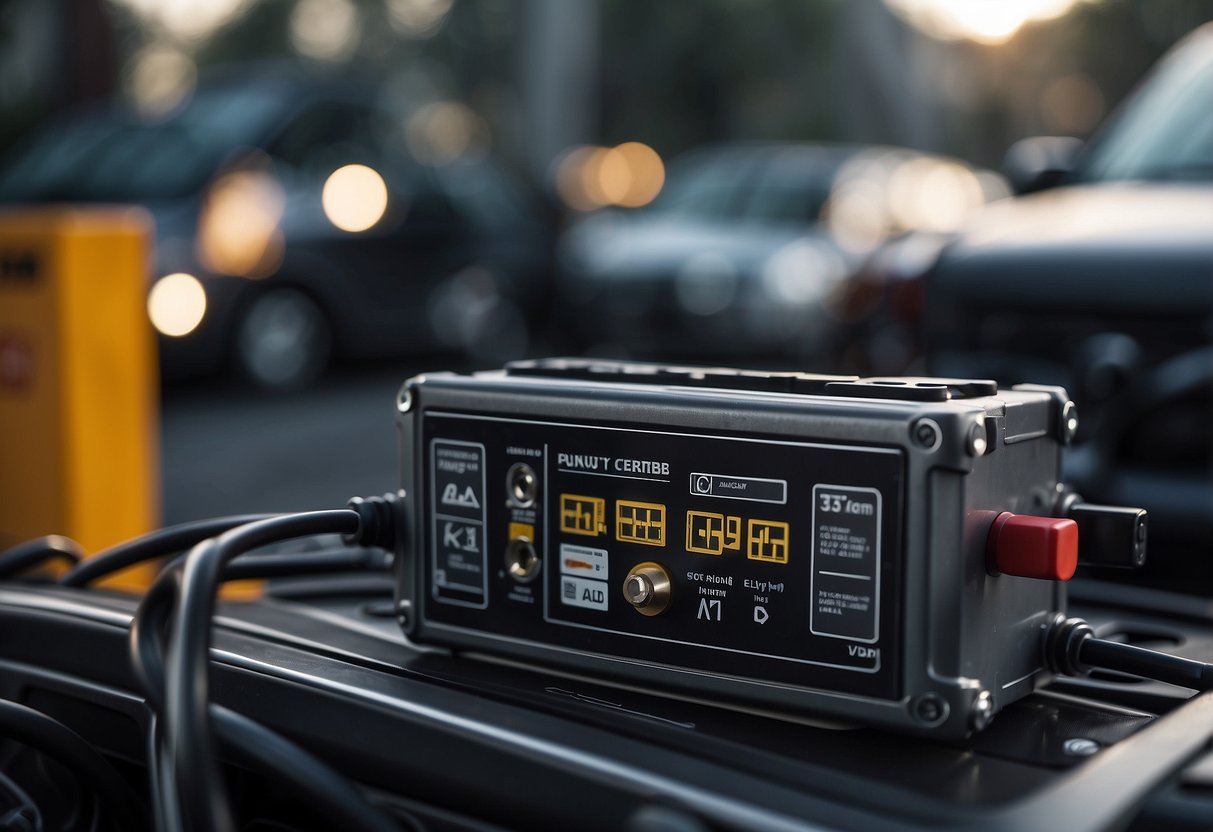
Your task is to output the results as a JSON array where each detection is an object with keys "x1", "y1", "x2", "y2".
[{"x1": 0, "y1": 207, "x2": 160, "y2": 589}]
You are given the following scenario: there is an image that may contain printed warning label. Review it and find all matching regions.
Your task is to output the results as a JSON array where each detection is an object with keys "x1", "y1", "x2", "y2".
[
  {"x1": 432, "y1": 440, "x2": 487, "y2": 605},
  {"x1": 811, "y1": 484, "x2": 880, "y2": 642}
]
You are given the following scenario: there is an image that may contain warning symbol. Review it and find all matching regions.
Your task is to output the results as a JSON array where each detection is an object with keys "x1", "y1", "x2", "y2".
[{"x1": 441, "y1": 482, "x2": 481, "y2": 509}]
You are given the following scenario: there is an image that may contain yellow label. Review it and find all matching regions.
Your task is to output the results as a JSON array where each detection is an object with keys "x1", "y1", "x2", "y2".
[
  {"x1": 685, "y1": 510, "x2": 743, "y2": 555},
  {"x1": 747, "y1": 519, "x2": 790, "y2": 564},
  {"x1": 616, "y1": 500, "x2": 666, "y2": 547},
  {"x1": 559, "y1": 493, "x2": 606, "y2": 536},
  {"x1": 508, "y1": 521, "x2": 535, "y2": 541}
]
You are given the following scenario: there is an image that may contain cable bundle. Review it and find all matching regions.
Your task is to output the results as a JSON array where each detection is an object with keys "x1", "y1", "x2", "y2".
[{"x1": 0, "y1": 495, "x2": 402, "y2": 831}]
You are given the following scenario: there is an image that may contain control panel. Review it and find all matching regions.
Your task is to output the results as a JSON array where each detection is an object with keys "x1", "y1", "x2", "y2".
[
  {"x1": 396, "y1": 359, "x2": 1088, "y2": 737},
  {"x1": 423, "y1": 414, "x2": 901, "y2": 699}
]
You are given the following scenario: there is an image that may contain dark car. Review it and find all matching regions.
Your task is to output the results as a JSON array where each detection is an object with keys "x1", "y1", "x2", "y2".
[
  {"x1": 555, "y1": 142, "x2": 998, "y2": 364},
  {"x1": 864, "y1": 24, "x2": 1213, "y2": 569},
  {"x1": 0, "y1": 67, "x2": 553, "y2": 388}
]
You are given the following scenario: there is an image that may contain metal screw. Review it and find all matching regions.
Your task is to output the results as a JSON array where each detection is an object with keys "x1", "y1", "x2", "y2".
[
  {"x1": 912, "y1": 419, "x2": 941, "y2": 451},
  {"x1": 913, "y1": 693, "x2": 948, "y2": 725},
  {"x1": 970, "y1": 690, "x2": 994, "y2": 732},
  {"x1": 1063, "y1": 737, "x2": 1100, "y2": 757},
  {"x1": 967, "y1": 422, "x2": 988, "y2": 457},
  {"x1": 397, "y1": 386, "x2": 413, "y2": 413},
  {"x1": 1061, "y1": 401, "x2": 1079, "y2": 444}
]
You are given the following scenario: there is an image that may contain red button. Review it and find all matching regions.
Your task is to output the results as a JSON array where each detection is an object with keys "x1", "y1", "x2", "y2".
[{"x1": 986, "y1": 513, "x2": 1078, "y2": 581}]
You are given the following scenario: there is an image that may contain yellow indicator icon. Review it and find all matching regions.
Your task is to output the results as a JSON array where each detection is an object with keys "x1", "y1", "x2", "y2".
[
  {"x1": 686, "y1": 511, "x2": 743, "y2": 555},
  {"x1": 560, "y1": 494, "x2": 606, "y2": 536},
  {"x1": 616, "y1": 500, "x2": 666, "y2": 547},
  {"x1": 747, "y1": 519, "x2": 790, "y2": 564}
]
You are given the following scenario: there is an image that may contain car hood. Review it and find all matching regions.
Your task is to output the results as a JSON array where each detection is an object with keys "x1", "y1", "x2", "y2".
[{"x1": 933, "y1": 183, "x2": 1213, "y2": 313}]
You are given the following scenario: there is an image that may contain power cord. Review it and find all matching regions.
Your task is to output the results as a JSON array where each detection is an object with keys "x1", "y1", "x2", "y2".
[
  {"x1": 1047, "y1": 615, "x2": 1213, "y2": 691},
  {"x1": 130, "y1": 495, "x2": 401, "y2": 832},
  {"x1": 0, "y1": 536, "x2": 85, "y2": 580},
  {"x1": 60, "y1": 514, "x2": 276, "y2": 587}
]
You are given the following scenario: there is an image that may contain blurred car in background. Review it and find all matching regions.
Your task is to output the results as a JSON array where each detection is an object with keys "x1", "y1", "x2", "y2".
[
  {"x1": 554, "y1": 141, "x2": 1003, "y2": 364},
  {"x1": 853, "y1": 23, "x2": 1213, "y2": 572},
  {"x1": 0, "y1": 66, "x2": 553, "y2": 389}
]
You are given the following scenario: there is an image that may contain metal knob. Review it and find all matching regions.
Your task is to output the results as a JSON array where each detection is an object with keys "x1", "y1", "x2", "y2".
[{"x1": 623, "y1": 562, "x2": 671, "y2": 616}]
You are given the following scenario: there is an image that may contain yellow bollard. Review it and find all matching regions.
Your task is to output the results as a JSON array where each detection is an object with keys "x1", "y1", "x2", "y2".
[{"x1": 0, "y1": 206, "x2": 160, "y2": 589}]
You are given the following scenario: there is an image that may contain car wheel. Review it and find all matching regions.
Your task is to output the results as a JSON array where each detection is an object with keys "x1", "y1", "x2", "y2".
[{"x1": 232, "y1": 287, "x2": 332, "y2": 391}]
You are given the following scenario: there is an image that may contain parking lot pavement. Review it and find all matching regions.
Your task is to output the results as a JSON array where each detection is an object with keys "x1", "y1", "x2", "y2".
[{"x1": 160, "y1": 362, "x2": 449, "y2": 524}]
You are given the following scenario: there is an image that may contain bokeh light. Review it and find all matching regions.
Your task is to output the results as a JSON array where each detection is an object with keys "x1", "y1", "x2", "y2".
[
  {"x1": 127, "y1": 45, "x2": 197, "y2": 117},
  {"x1": 823, "y1": 150, "x2": 989, "y2": 250},
  {"x1": 761, "y1": 239, "x2": 849, "y2": 306},
  {"x1": 110, "y1": 0, "x2": 254, "y2": 43},
  {"x1": 322, "y1": 164, "x2": 389, "y2": 232},
  {"x1": 883, "y1": 0, "x2": 1088, "y2": 45},
  {"x1": 555, "y1": 147, "x2": 601, "y2": 212},
  {"x1": 554, "y1": 142, "x2": 666, "y2": 211},
  {"x1": 613, "y1": 142, "x2": 666, "y2": 208},
  {"x1": 196, "y1": 167, "x2": 285, "y2": 277},
  {"x1": 386, "y1": 0, "x2": 454, "y2": 38},
  {"x1": 886, "y1": 157, "x2": 984, "y2": 233},
  {"x1": 290, "y1": 0, "x2": 361, "y2": 61},
  {"x1": 148, "y1": 272, "x2": 207, "y2": 337}
]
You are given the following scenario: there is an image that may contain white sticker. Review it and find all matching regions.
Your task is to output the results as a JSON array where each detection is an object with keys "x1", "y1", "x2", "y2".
[
  {"x1": 559, "y1": 543, "x2": 609, "y2": 578},
  {"x1": 561, "y1": 576, "x2": 610, "y2": 611}
]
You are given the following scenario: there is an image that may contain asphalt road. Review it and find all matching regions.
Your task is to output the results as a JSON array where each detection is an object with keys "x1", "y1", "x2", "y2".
[{"x1": 160, "y1": 360, "x2": 469, "y2": 524}]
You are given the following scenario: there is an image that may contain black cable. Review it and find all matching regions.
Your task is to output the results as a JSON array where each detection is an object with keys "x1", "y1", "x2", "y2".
[
  {"x1": 164, "y1": 510, "x2": 361, "y2": 832},
  {"x1": 129, "y1": 546, "x2": 388, "y2": 713},
  {"x1": 213, "y1": 705, "x2": 398, "y2": 832},
  {"x1": 1048, "y1": 615, "x2": 1213, "y2": 691},
  {"x1": 1081, "y1": 637, "x2": 1213, "y2": 691},
  {"x1": 127, "y1": 503, "x2": 401, "y2": 831},
  {"x1": 0, "y1": 536, "x2": 85, "y2": 580},
  {"x1": 130, "y1": 568, "x2": 180, "y2": 714},
  {"x1": 60, "y1": 514, "x2": 274, "y2": 587},
  {"x1": 219, "y1": 546, "x2": 385, "y2": 581},
  {"x1": 135, "y1": 579, "x2": 398, "y2": 832},
  {"x1": 0, "y1": 699, "x2": 146, "y2": 832},
  {"x1": 144, "y1": 716, "x2": 174, "y2": 832}
]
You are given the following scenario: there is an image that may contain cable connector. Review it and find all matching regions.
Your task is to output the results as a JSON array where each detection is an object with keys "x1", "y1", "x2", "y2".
[
  {"x1": 1046, "y1": 613, "x2": 1213, "y2": 692},
  {"x1": 343, "y1": 492, "x2": 403, "y2": 550},
  {"x1": 1045, "y1": 615, "x2": 1095, "y2": 677}
]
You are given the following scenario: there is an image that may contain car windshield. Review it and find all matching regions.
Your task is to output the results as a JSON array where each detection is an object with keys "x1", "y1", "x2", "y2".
[
  {"x1": 651, "y1": 148, "x2": 840, "y2": 225},
  {"x1": 1077, "y1": 27, "x2": 1213, "y2": 183},
  {"x1": 0, "y1": 86, "x2": 290, "y2": 201}
]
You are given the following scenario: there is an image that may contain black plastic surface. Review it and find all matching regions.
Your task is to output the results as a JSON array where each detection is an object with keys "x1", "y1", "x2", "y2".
[{"x1": 1, "y1": 582, "x2": 1213, "y2": 830}]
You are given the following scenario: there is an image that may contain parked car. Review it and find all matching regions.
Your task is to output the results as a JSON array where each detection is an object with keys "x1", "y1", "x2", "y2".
[
  {"x1": 554, "y1": 142, "x2": 999, "y2": 364},
  {"x1": 0, "y1": 66, "x2": 553, "y2": 389},
  {"x1": 850, "y1": 23, "x2": 1213, "y2": 569}
]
